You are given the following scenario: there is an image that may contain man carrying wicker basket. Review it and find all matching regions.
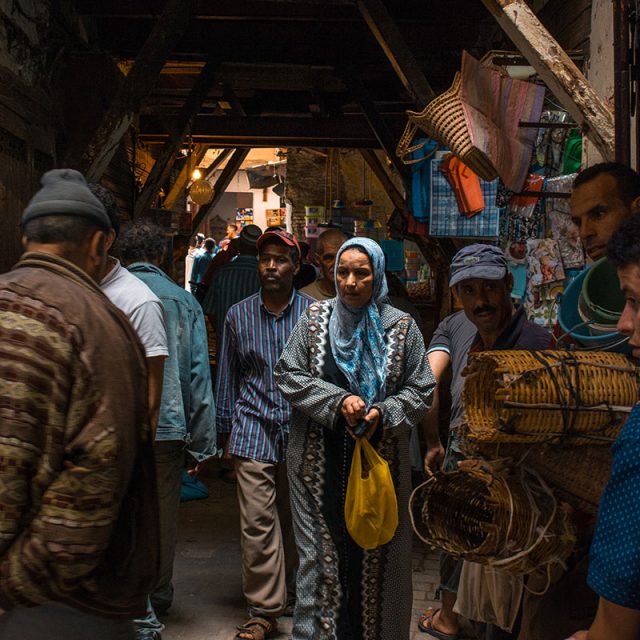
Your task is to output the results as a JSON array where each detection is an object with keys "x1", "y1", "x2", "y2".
[{"x1": 419, "y1": 244, "x2": 551, "y2": 640}]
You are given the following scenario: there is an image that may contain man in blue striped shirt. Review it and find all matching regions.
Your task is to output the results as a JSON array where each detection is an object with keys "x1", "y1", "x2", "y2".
[{"x1": 215, "y1": 229, "x2": 312, "y2": 640}]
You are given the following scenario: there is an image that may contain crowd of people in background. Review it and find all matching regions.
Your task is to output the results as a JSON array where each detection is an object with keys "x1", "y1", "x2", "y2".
[{"x1": 0, "y1": 162, "x2": 639, "y2": 640}]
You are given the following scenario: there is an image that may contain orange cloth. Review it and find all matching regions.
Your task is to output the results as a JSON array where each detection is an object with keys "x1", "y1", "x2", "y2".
[{"x1": 441, "y1": 153, "x2": 485, "y2": 217}]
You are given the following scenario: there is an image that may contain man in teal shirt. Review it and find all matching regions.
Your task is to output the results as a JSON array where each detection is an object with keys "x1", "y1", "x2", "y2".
[{"x1": 118, "y1": 218, "x2": 217, "y2": 640}]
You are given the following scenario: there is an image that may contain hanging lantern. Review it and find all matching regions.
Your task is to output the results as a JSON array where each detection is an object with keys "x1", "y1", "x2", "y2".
[{"x1": 189, "y1": 179, "x2": 213, "y2": 205}]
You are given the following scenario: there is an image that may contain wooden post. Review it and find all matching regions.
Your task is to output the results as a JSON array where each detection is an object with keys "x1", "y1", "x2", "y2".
[
  {"x1": 163, "y1": 143, "x2": 209, "y2": 210},
  {"x1": 344, "y1": 69, "x2": 411, "y2": 188},
  {"x1": 134, "y1": 58, "x2": 218, "y2": 217},
  {"x1": 80, "y1": 0, "x2": 192, "y2": 181},
  {"x1": 356, "y1": 0, "x2": 436, "y2": 106},
  {"x1": 191, "y1": 148, "x2": 249, "y2": 234},
  {"x1": 481, "y1": 0, "x2": 615, "y2": 161}
]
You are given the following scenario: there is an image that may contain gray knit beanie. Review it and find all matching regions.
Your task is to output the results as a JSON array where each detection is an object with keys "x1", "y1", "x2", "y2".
[{"x1": 22, "y1": 169, "x2": 111, "y2": 230}]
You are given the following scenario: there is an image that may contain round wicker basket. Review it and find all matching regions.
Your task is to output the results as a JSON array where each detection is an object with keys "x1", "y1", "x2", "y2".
[
  {"x1": 462, "y1": 439, "x2": 613, "y2": 517},
  {"x1": 462, "y1": 350, "x2": 638, "y2": 445},
  {"x1": 410, "y1": 465, "x2": 576, "y2": 575}
]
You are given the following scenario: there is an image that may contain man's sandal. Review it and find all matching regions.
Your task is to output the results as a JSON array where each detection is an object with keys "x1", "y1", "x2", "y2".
[
  {"x1": 235, "y1": 616, "x2": 278, "y2": 640},
  {"x1": 417, "y1": 607, "x2": 459, "y2": 640}
]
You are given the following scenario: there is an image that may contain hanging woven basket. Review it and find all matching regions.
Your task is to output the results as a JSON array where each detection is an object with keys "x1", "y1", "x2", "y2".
[
  {"x1": 396, "y1": 72, "x2": 498, "y2": 181},
  {"x1": 409, "y1": 464, "x2": 575, "y2": 576},
  {"x1": 462, "y1": 350, "x2": 639, "y2": 445}
]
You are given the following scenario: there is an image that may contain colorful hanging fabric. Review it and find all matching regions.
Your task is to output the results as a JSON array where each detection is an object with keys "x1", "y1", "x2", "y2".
[
  {"x1": 409, "y1": 138, "x2": 439, "y2": 223},
  {"x1": 526, "y1": 238, "x2": 566, "y2": 287},
  {"x1": 429, "y1": 154, "x2": 501, "y2": 238},
  {"x1": 548, "y1": 210, "x2": 584, "y2": 270},
  {"x1": 459, "y1": 51, "x2": 546, "y2": 192},
  {"x1": 510, "y1": 174, "x2": 545, "y2": 219}
]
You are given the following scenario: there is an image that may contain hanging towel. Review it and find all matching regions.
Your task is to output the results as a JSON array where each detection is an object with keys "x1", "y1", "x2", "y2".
[
  {"x1": 409, "y1": 138, "x2": 439, "y2": 222},
  {"x1": 441, "y1": 153, "x2": 485, "y2": 217}
]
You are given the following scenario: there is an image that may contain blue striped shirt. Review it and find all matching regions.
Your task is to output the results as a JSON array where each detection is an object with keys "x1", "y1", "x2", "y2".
[{"x1": 215, "y1": 289, "x2": 313, "y2": 462}]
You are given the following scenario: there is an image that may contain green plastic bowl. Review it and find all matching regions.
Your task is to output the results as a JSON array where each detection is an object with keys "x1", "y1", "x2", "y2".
[{"x1": 581, "y1": 257, "x2": 625, "y2": 326}]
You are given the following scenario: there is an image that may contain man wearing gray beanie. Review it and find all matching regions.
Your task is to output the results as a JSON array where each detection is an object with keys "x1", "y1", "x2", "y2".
[{"x1": 0, "y1": 169, "x2": 159, "y2": 640}]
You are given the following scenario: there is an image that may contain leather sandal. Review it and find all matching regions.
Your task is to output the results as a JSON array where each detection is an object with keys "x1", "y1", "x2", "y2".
[{"x1": 235, "y1": 616, "x2": 278, "y2": 640}]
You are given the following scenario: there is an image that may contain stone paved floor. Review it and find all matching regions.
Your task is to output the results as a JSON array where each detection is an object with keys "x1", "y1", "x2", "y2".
[{"x1": 160, "y1": 467, "x2": 472, "y2": 640}]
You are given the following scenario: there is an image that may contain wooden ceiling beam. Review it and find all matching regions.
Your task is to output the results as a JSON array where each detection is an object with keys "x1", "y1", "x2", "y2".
[
  {"x1": 481, "y1": 0, "x2": 614, "y2": 160},
  {"x1": 344, "y1": 69, "x2": 410, "y2": 187},
  {"x1": 191, "y1": 148, "x2": 250, "y2": 233},
  {"x1": 134, "y1": 57, "x2": 219, "y2": 217},
  {"x1": 138, "y1": 115, "x2": 402, "y2": 147},
  {"x1": 78, "y1": 0, "x2": 357, "y2": 21},
  {"x1": 356, "y1": 0, "x2": 436, "y2": 107},
  {"x1": 78, "y1": 0, "x2": 192, "y2": 181}
]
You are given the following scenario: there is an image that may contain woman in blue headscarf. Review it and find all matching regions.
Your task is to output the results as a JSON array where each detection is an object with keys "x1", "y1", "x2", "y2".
[{"x1": 275, "y1": 237, "x2": 435, "y2": 640}]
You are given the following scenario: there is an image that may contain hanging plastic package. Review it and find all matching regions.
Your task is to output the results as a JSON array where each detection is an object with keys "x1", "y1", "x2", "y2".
[{"x1": 344, "y1": 438, "x2": 398, "y2": 550}]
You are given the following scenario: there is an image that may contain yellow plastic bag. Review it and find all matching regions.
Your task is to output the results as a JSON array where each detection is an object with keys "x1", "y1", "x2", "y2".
[{"x1": 344, "y1": 438, "x2": 399, "y2": 550}]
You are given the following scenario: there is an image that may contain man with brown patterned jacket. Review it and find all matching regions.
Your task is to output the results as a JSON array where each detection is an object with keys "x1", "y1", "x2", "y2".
[{"x1": 0, "y1": 169, "x2": 159, "y2": 640}]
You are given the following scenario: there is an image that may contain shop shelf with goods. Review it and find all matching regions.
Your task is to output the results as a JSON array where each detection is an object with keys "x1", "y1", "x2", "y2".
[
  {"x1": 235, "y1": 208, "x2": 254, "y2": 228},
  {"x1": 265, "y1": 208, "x2": 285, "y2": 229}
]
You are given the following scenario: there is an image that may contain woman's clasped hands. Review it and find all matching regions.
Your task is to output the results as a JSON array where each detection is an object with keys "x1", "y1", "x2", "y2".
[{"x1": 340, "y1": 395, "x2": 381, "y2": 440}]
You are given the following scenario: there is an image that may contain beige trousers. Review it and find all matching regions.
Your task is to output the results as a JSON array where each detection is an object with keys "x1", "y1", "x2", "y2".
[{"x1": 234, "y1": 457, "x2": 298, "y2": 618}]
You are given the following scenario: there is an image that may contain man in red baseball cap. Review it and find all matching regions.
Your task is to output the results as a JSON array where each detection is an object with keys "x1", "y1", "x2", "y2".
[{"x1": 215, "y1": 228, "x2": 311, "y2": 639}]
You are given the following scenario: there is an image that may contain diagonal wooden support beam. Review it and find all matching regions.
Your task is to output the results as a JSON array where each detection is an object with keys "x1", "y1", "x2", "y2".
[
  {"x1": 134, "y1": 57, "x2": 219, "y2": 217},
  {"x1": 203, "y1": 148, "x2": 234, "y2": 181},
  {"x1": 164, "y1": 143, "x2": 209, "y2": 210},
  {"x1": 481, "y1": 0, "x2": 615, "y2": 161},
  {"x1": 191, "y1": 148, "x2": 250, "y2": 233},
  {"x1": 80, "y1": 0, "x2": 192, "y2": 181},
  {"x1": 356, "y1": 0, "x2": 436, "y2": 106},
  {"x1": 344, "y1": 68, "x2": 411, "y2": 188}
]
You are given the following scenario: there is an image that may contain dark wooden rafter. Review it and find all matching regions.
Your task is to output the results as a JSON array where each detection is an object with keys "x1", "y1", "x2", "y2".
[
  {"x1": 356, "y1": 0, "x2": 436, "y2": 107},
  {"x1": 203, "y1": 148, "x2": 234, "y2": 180},
  {"x1": 137, "y1": 115, "x2": 402, "y2": 147},
  {"x1": 79, "y1": 0, "x2": 193, "y2": 181},
  {"x1": 480, "y1": 0, "x2": 614, "y2": 160},
  {"x1": 134, "y1": 56, "x2": 219, "y2": 217},
  {"x1": 343, "y1": 68, "x2": 410, "y2": 189},
  {"x1": 191, "y1": 148, "x2": 250, "y2": 233}
]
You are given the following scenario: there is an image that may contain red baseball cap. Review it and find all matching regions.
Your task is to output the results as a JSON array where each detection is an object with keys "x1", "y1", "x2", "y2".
[{"x1": 256, "y1": 229, "x2": 301, "y2": 259}]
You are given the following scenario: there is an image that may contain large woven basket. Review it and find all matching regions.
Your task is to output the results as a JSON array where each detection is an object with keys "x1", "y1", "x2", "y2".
[
  {"x1": 409, "y1": 464, "x2": 575, "y2": 575},
  {"x1": 462, "y1": 350, "x2": 638, "y2": 445},
  {"x1": 462, "y1": 439, "x2": 613, "y2": 517},
  {"x1": 397, "y1": 72, "x2": 498, "y2": 182}
]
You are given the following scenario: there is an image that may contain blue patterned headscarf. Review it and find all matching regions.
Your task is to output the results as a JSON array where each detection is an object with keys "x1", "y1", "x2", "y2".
[{"x1": 329, "y1": 237, "x2": 389, "y2": 407}]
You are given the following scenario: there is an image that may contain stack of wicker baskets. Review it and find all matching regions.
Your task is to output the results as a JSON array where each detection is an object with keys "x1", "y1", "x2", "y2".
[
  {"x1": 410, "y1": 464, "x2": 576, "y2": 575},
  {"x1": 458, "y1": 350, "x2": 638, "y2": 515},
  {"x1": 462, "y1": 441, "x2": 612, "y2": 516},
  {"x1": 462, "y1": 350, "x2": 637, "y2": 445}
]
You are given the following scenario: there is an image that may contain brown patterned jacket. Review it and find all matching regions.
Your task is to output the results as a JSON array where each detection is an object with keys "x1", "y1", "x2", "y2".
[{"x1": 0, "y1": 252, "x2": 159, "y2": 618}]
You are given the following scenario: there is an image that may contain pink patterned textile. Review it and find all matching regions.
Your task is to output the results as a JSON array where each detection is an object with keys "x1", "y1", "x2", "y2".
[{"x1": 460, "y1": 51, "x2": 545, "y2": 192}]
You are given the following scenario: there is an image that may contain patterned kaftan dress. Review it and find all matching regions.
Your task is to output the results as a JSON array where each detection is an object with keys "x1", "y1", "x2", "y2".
[{"x1": 274, "y1": 299, "x2": 435, "y2": 640}]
